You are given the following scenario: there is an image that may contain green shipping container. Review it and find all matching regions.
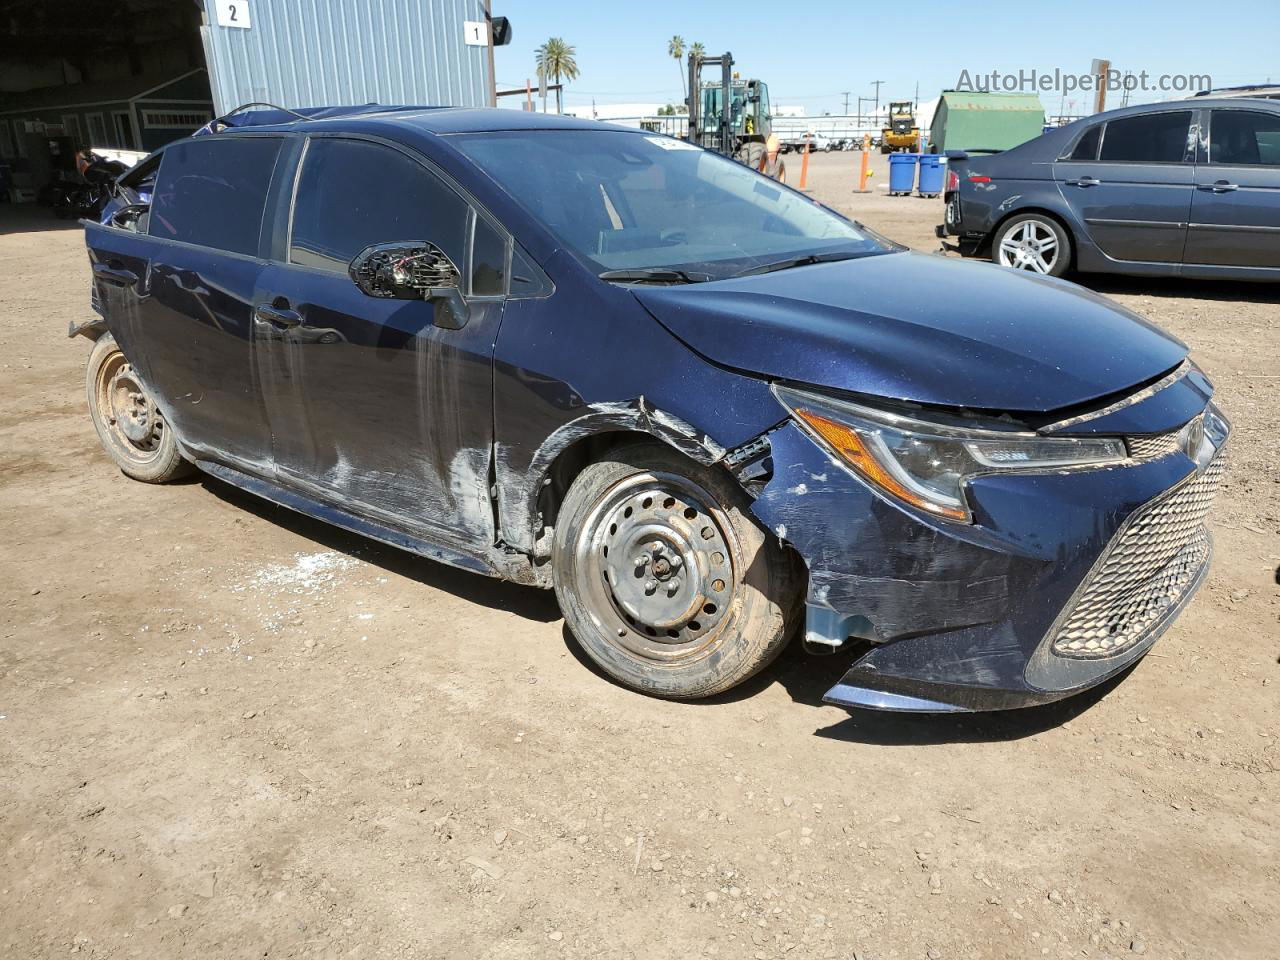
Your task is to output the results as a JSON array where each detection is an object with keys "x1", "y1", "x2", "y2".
[{"x1": 931, "y1": 91, "x2": 1046, "y2": 154}]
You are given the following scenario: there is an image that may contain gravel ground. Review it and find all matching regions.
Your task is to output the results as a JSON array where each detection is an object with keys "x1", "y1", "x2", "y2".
[{"x1": 1, "y1": 153, "x2": 1277, "y2": 960}]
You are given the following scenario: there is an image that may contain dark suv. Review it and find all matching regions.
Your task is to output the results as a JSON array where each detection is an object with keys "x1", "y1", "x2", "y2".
[
  {"x1": 78, "y1": 105, "x2": 1228, "y2": 714},
  {"x1": 938, "y1": 99, "x2": 1280, "y2": 280}
]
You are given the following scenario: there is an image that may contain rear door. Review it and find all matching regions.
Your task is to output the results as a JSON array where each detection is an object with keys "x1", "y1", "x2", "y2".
[
  {"x1": 1184, "y1": 107, "x2": 1280, "y2": 268},
  {"x1": 1053, "y1": 109, "x2": 1195, "y2": 263},
  {"x1": 253, "y1": 135, "x2": 508, "y2": 547},
  {"x1": 85, "y1": 134, "x2": 285, "y2": 469}
]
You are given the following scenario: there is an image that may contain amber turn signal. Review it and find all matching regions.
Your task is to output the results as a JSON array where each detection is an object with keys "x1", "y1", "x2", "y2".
[{"x1": 793, "y1": 409, "x2": 971, "y2": 522}]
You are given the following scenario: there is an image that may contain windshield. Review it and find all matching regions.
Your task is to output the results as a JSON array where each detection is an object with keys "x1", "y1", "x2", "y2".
[{"x1": 451, "y1": 130, "x2": 896, "y2": 280}]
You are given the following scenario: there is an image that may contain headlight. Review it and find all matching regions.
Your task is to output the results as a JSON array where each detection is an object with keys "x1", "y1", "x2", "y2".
[{"x1": 775, "y1": 385, "x2": 1127, "y2": 523}]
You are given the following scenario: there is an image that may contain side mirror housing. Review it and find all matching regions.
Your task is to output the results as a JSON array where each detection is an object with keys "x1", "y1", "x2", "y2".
[{"x1": 348, "y1": 241, "x2": 470, "y2": 328}]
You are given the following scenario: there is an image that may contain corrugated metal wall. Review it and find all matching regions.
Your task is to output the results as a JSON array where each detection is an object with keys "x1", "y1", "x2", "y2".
[{"x1": 199, "y1": 0, "x2": 491, "y2": 115}]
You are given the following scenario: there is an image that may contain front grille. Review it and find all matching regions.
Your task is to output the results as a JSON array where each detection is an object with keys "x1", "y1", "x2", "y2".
[
  {"x1": 1052, "y1": 453, "x2": 1225, "y2": 658},
  {"x1": 1127, "y1": 413, "x2": 1204, "y2": 461},
  {"x1": 1127, "y1": 431, "x2": 1181, "y2": 460}
]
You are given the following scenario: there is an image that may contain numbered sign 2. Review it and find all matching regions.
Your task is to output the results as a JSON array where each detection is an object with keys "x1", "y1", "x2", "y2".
[{"x1": 216, "y1": 0, "x2": 251, "y2": 29}]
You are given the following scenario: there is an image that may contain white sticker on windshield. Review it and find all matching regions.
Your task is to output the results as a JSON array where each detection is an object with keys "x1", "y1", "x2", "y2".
[{"x1": 644, "y1": 136, "x2": 700, "y2": 151}]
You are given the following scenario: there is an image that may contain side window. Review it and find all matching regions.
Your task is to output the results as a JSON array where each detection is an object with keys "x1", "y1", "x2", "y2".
[
  {"x1": 1211, "y1": 110, "x2": 1280, "y2": 165},
  {"x1": 289, "y1": 138, "x2": 468, "y2": 279},
  {"x1": 1099, "y1": 111, "x2": 1192, "y2": 164},
  {"x1": 1066, "y1": 124, "x2": 1101, "y2": 161},
  {"x1": 470, "y1": 214, "x2": 508, "y2": 296},
  {"x1": 149, "y1": 136, "x2": 282, "y2": 255}
]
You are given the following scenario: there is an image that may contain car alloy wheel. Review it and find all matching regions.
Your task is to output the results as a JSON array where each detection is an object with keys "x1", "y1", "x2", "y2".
[{"x1": 996, "y1": 218, "x2": 1062, "y2": 274}]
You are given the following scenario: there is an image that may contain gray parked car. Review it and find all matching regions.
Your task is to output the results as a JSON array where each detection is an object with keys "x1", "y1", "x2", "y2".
[{"x1": 937, "y1": 99, "x2": 1280, "y2": 280}]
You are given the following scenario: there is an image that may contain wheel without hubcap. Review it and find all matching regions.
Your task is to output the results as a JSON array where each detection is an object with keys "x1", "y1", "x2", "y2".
[
  {"x1": 86, "y1": 333, "x2": 191, "y2": 483},
  {"x1": 574, "y1": 471, "x2": 733, "y2": 658},
  {"x1": 553, "y1": 443, "x2": 798, "y2": 699}
]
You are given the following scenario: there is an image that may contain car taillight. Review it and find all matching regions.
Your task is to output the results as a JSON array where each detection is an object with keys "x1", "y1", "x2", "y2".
[
  {"x1": 946, "y1": 170, "x2": 959, "y2": 192},
  {"x1": 968, "y1": 175, "x2": 992, "y2": 185}
]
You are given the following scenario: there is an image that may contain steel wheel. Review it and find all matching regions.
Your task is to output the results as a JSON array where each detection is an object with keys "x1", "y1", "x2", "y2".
[
  {"x1": 85, "y1": 333, "x2": 190, "y2": 483},
  {"x1": 994, "y1": 216, "x2": 1068, "y2": 275},
  {"x1": 552, "y1": 443, "x2": 798, "y2": 699},
  {"x1": 94, "y1": 351, "x2": 166, "y2": 467},
  {"x1": 573, "y1": 471, "x2": 735, "y2": 661}
]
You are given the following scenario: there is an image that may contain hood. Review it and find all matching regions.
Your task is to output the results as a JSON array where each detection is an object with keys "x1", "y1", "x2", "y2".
[{"x1": 632, "y1": 252, "x2": 1187, "y2": 413}]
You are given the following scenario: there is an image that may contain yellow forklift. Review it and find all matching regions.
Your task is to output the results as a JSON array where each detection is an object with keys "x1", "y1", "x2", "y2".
[
  {"x1": 881, "y1": 101, "x2": 920, "y2": 153},
  {"x1": 686, "y1": 51, "x2": 785, "y2": 182}
]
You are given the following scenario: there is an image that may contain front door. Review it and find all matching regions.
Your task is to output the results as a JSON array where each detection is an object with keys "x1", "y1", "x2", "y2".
[
  {"x1": 254, "y1": 135, "x2": 509, "y2": 547},
  {"x1": 1184, "y1": 107, "x2": 1280, "y2": 268},
  {"x1": 1053, "y1": 109, "x2": 1196, "y2": 263},
  {"x1": 85, "y1": 133, "x2": 284, "y2": 470}
]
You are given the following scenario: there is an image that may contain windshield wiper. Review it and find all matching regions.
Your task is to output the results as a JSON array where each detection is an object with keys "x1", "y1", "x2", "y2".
[
  {"x1": 598, "y1": 267, "x2": 712, "y2": 284},
  {"x1": 730, "y1": 250, "x2": 863, "y2": 279}
]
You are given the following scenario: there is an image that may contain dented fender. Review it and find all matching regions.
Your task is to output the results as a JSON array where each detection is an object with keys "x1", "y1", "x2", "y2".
[{"x1": 495, "y1": 397, "x2": 731, "y2": 558}]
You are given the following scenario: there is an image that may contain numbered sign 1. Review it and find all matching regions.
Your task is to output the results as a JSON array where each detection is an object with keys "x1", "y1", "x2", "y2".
[
  {"x1": 463, "y1": 20, "x2": 487, "y2": 46},
  {"x1": 216, "y1": 0, "x2": 251, "y2": 29}
]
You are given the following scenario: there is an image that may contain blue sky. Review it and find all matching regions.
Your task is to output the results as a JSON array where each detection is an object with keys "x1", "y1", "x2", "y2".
[{"x1": 491, "y1": 0, "x2": 1279, "y2": 115}]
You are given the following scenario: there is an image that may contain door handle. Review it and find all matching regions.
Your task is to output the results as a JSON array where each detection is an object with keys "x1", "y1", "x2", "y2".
[
  {"x1": 254, "y1": 304, "x2": 302, "y2": 328},
  {"x1": 1066, "y1": 176, "x2": 1101, "y2": 188},
  {"x1": 93, "y1": 262, "x2": 138, "y2": 287},
  {"x1": 1199, "y1": 180, "x2": 1239, "y2": 193}
]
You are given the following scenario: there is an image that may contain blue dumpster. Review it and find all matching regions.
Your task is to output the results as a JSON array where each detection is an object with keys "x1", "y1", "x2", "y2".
[
  {"x1": 917, "y1": 154, "x2": 945, "y2": 197},
  {"x1": 888, "y1": 153, "x2": 918, "y2": 196}
]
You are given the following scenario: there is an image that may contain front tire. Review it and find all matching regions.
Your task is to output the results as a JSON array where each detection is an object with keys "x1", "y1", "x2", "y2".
[
  {"x1": 86, "y1": 333, "x2": 191, "y2": 483},
  {"x1": 552, "y1": 442, "x2": 799, "y2": 699},
  {"x1": 992, "y1": 214, "x2": 1071, "y2": 277}
]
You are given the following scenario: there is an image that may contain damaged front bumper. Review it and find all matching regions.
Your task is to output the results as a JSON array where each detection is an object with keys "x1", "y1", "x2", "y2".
[{"x1": 747, "y1": 390, "x2": 1229, "y2": 714}]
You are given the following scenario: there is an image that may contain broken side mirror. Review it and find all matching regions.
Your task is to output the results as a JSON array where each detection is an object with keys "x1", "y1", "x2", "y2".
[{"x1": 348, "y1": 241, "x2": 471, "y2": 329}]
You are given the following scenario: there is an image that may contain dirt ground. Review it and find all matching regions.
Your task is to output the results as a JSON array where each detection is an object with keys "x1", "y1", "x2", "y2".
[{"x1": 1, "y1": 151, "x2": 1277, "y2": 960}]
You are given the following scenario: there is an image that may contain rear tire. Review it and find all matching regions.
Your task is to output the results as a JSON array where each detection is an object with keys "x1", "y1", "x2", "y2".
[
  {"x1": 552, "y1": 442, "x2": 799, "y2": 699},
  {"x1": 991, "y1": 213, "x2": 1071, "y2": 277},
  {"x1": 86, "y1": 333, "x2": 191, "y2": 483}
]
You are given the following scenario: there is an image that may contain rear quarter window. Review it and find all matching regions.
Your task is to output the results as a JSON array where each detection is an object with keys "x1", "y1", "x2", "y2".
[
  {"x1": 149, "y1": 136, "x2": 282, "y2": 256},
  {"x1": 1066, "y1": 125, "x2": 1101, "y2": 161}
]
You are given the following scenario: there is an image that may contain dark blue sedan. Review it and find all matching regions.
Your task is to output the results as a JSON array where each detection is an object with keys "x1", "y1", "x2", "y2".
[
  {"x1": 939, "y1": 98, "x2": 1280, "y2": 280},
  {"x1": 78, "y1": 105, "x2": 1228, "y2": 713}
]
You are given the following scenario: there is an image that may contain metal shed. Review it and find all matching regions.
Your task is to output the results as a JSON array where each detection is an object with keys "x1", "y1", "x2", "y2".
[
  {"x1": 930, "y1": 91, "x2": 1046, "y2": 154},
  {"x1": 0, "y1": 69, "x2": 213, "y2": 155},
  {"x1": 199, "y1": 0, "x2": 495, "y2": 115}
]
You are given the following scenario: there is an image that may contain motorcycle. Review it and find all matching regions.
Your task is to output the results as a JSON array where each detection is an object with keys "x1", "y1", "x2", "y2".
[{"x1": 50, "y1": 150, "x2": 128, "y2": 220}]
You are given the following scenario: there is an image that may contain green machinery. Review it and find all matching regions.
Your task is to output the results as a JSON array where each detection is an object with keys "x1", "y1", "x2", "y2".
[{"x1": 686, "y1": 50, "x2": 785, "y2": 182}]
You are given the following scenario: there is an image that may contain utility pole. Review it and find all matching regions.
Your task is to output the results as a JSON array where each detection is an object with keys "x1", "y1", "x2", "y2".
[
  {"x1": 871, "y1": 80, "x2": 884, "y2": 117},
  {"x1": 841, "y1": 91, "x2": 851, "y2": 115},
  {"x1": 857, "y1": 96, "x2": 874, "y2": 127}
]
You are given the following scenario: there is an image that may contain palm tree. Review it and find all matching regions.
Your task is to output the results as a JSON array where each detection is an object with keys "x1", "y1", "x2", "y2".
[
  {"x1": 535, "y1": 37, "x2": 579, "y2": 114},
  {"x1": 668, "y1": 35, "x2": 686, "y2": 101},
  {"x1": 689, "y1": 41, "x2": 706, "y2": 62}
]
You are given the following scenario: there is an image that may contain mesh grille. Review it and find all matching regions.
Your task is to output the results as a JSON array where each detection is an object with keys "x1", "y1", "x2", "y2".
[
  {"x1": 1127, "y1": 431, "x2": 1182, "y2": 460},
  {"x1": 1052, "y1": 453, "x2": 1224, "y2": 658}
]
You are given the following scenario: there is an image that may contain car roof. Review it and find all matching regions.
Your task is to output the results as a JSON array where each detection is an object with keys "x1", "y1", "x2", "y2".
[
  {"x1": 1074, "y1": 98, "x2": 1280, "y2": 124},
  {"x1": 208, "y1": 103, "x2": 640, "y2": 137}
]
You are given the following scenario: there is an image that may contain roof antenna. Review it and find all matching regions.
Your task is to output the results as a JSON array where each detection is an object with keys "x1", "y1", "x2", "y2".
[{"x1": 203, "y1": 102, "x2": 314, "y2": 134}]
